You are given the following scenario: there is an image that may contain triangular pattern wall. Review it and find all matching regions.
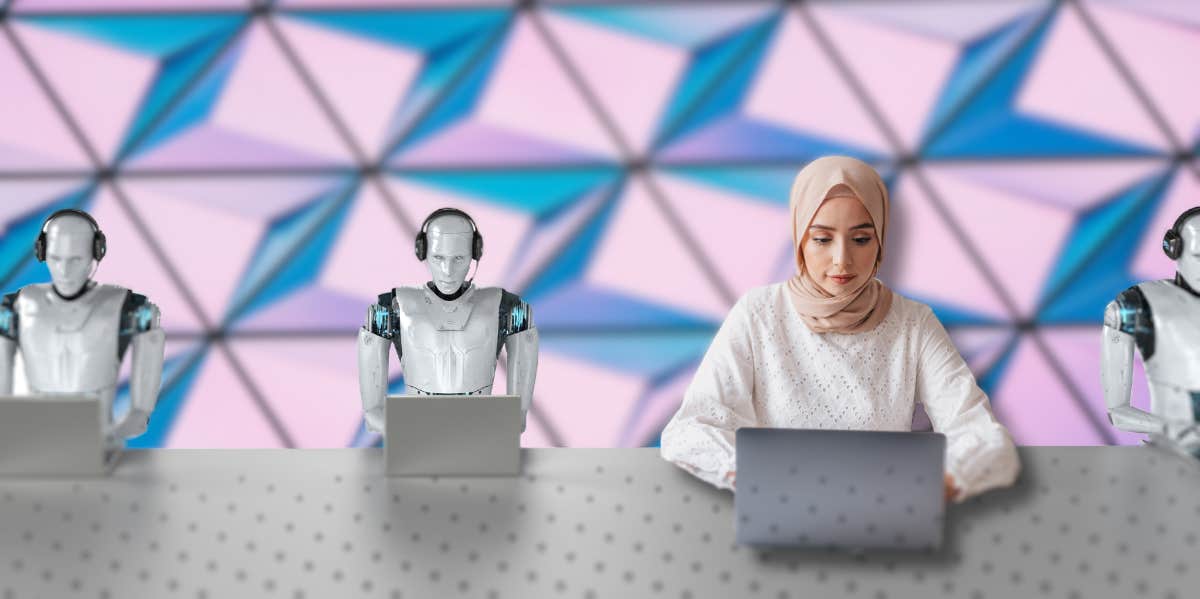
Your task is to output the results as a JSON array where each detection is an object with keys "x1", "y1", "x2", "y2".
[{"x1": 0, "y1": 0, "x2": 1194, "y2": 448}]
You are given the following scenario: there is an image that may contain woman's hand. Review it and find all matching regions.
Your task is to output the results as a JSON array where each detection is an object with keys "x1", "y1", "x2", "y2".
[
  {"x1": 943, "y1": 473, "x2": 960, "y2": 502},
  {"x1": 725, "y1": 470, "x2": 736, "y2": 489}
]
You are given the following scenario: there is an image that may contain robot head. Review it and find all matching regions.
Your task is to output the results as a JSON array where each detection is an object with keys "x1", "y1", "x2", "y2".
[
  {"x1": 1165, "y1": 207, "x2": 1200, "y2": 290},
  {"x1": 415, "y1": 208, "x2": 482, "y2": 296},
  {"x1": 36, "y1": 210, "x2": 104, "y2": 299}
]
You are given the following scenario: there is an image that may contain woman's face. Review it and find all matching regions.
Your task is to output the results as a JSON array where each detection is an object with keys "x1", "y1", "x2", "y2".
[{"x1": 800, "y1": 195, "x2": 879, "y2": 295}]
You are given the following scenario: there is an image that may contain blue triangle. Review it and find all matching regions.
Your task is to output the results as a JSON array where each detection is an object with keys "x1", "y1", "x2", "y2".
[
  {"x1": 125, "y1": 346, "x2": 208, "y2": 449},
  {"x1": 658, "y1": 117, "x2": 886, "y2": 164},
  {"x1": 288, "y1": 9, "x2": 508, "y2": 53},
  {"x1": 976, "y1": 335, "x2": 1020, "y2": 396},
  {"x1": 920, "y1": 7, "x2": 1045, "y2": 145},
  {"x1": 1038, "y1": 169, "x2": 1174, "y2": 323},
  {"x1": 543, "y1": 331, "x2": 716, "y2": 378},
  {"x1": 400, "y1": 167, "x2": 620, "y2": 218},
  {"x1": 20, "y1": 14, "x2": 244, "y2": 57},
  {"x1": 0, "y1": 184, "x2": 95, "y2": 291},
  {"x1": 127, "y1": 37, "x2": 243, "y2": 159},
  {"x1": 227, "y1": 179, "x2": 358, "y2": 323},
  {"x1": 653, "y1": 12, "x2": 778, "y2": 148},
  {"x1": 534, "y1": 284, "x2": 717, "y2": 331},
  {"x1": 1039, "y1": 168, "x2": 1172, "y2": 307},
  {"x1": 661, "y1": 165, "x2": 796, "y2": 206},
  {"x1": 522, "y1": 182, "x2": 623, "y2": 300},
  {"x1": 386, "y1": 18, "x2": 509, "y2": 151},
  {"x1": 905, "y1": 294, "x2": 1003, "y2": 327},
  {"x1": 392, "y1": 23, "x2": 509, "y2": 153},
  {"x1": 118, "y1": 20, "x2": 245, "y2": 160},
  {"x1": 554, "y1": 5, "x2": 769, "y2": 48},
  {"x1": 923, "y1": 7, "x2": 1160, "y2": 158}
]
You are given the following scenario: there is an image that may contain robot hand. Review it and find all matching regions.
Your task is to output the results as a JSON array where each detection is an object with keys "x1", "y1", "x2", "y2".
[{"x1": 111, "y1": 410, "x2": 149, "y2": 440}]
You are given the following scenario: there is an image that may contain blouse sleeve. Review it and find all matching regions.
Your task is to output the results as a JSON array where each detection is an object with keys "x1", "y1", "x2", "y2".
[
  {"x1": 659, "y1": 296, "x2": 759, "y2": 491},
  {"x1": 914, "y1": 307, "x2": 1021, "y2": 501}
]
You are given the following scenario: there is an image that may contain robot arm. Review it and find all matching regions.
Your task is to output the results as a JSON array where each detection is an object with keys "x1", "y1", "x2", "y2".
[
  {"x1": 358, "y1": 293, "x2": 397, "y2": 434},
  {"x1": 0, "y1": 292, "x2": 17, "y2": 396},
  {"x1": 500, "y1": 293, "x2": 537, "y2": 430},
  {"x1": 1102, "y1": 296, "x2": 1163, "y2": 434},
  {"x1": 112, "y1": 300, "x2": 164, "y2": 439}
]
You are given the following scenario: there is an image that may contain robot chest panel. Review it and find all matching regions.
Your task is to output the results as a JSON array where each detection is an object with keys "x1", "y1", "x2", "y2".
[
  {"x1": 401, "y1": 311, "x2": 498, "y2": 391},
  {"x1": 18, "y1": 294, "x2": 122, "y2": 391}
]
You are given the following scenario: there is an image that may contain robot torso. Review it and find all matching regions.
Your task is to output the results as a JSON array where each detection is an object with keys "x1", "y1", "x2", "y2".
[{"x1": 394, "y1": 285, "x2": 502, "y2": 395}]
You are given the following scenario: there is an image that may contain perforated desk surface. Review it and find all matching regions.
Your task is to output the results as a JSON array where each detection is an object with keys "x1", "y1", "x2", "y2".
[{"x1": 0, "y1": 447, "x2": 1195, "y2": 599}]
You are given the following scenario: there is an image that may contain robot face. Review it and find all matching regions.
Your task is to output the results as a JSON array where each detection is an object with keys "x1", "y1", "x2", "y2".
[
  {"x1": 43, "y1": 215, "x2": 96, "y2": 298},
  {"x1": 424, "y1": 215, "x2": 474, "y2": 295},
  {"x1": 1177, "y1": 214, "x2": 1200, "y2": 291}
]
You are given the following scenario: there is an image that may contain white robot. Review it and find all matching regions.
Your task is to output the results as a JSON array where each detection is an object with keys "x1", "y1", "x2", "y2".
[
  {"x1": 357, "y1": 208, "x2": 539, "y2": 433},
  {"x1": 1103, "y1": 206, "x2": 1200, "y2": 456},
  {"x1": 0, "y1": 209, "x2": 165, "y2": 444}
]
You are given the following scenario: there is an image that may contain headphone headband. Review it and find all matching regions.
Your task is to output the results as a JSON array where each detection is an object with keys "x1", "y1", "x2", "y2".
[
  {"x1": 415, "y1": 207, "x2": 483, "y2": 262},
  {"x1": 34, "y1": 208, "x2": 106, "y2": 262}
]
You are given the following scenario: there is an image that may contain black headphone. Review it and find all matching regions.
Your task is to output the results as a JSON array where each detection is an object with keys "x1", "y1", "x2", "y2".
[
  {"x1": 414, "y1": 207, "x2": 483, "y2": 262},
  {"x1": 1162, "y1": 206, "x2": 1200, "y2": 260},
  {"x1": 34, "y1": 208, "x2": 106, "y2": 262}
]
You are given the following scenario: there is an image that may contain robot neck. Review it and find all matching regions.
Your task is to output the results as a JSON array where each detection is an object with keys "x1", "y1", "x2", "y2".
[
  {"x1": 426, "y1": 281, "x2": 469, "y2": 302},
  {"x1": 1174, "y1": 273, "x2": 1200, "y2": 298},
  {"x1": 52, "y1": 280, "x2": 95, "y2": 302}
]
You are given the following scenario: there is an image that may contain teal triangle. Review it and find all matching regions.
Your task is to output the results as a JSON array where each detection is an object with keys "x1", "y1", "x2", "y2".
[
  {"x1": 923, "y1": 7, "x2": 1160, "y2": 158},
  {"x1": 1038, "y1": 169, "x2": 1174, "y2": 323},
  {"x1": 523, "y1": 181, "x2": 623, "y2": 300},
  {"x1": 386, "y1": 18, "x2": 509, "y2": 151},
  {"x1": 125, "y1": 346, "x2": 207, "y2": 449},
  {"x1": 117, "y1": 20, "x2": 245, "y2": 160},
  {"x1": 288, "y1": 9, "x2": 508, "y2": 53},
  {"x1": 661, "y1": 166, "x2": 798, "y2": 206},
  {"x1": 534, "y1": 284, "x2": 716, "y2": 331},
  {"x1": 0, "y1": 185, "x2": 96, "y2": 291},
  {"x1": 400, "y1": 167, "x2": 620, "y2": 218},
  {"x1": 653, "y1": 12, "x2": 778, "y2": 149},
  {"x1": 392, "y1": 23, "x2": 508, "y2": 154},
  {"x1": 554, "y1": 5, "x2": 768, "y2": 48},
  {"x1": 976, "y1": 335, "x2": 1020, "y2": 396},
  {"x1": 904, "y1": 294, "x2": 1003, "y2": 327},
  {"x1": 543, "y1": 330, "x2": 716, "y2": 378},
  {"x1": 920, "y1": 6, "x2": 1045, "y2": 146},
  {"x1": 20, "y1": 14, "x2": 244, "y2": 57},
  {"x1": 127, "y1": 37, "x2": 243, "y2": 159},
  {"x1": 227, "y1": 179, "x2": 359, "y2": 323},
  {"x1": 1038, "y1": 167, "x2": 1172, "y2": 308}
]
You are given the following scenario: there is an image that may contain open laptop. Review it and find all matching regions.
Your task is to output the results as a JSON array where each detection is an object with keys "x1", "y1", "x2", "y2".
[
  {"x1": 0, "y1": 394, "x2": 120, "y2": 477},
  {"x1": 735, "y1": 428, "x2": 945, "y2": 551},
  {"x1": 385, "y1": 395, "x2": 521, "y2": 476}
]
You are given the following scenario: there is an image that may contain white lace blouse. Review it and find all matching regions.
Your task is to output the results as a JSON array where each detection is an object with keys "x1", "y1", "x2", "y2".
[{"x1": 660, "y1": 283, "x2": 1020, "y2": 501}]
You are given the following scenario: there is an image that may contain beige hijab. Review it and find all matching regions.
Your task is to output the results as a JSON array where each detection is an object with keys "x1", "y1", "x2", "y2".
[{"x1": 786, "y1": 156, "x2": 893, "y2": 334}]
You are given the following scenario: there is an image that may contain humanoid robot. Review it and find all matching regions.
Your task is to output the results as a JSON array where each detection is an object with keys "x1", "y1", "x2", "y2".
[
  {"x1": 357, "y1": 208, "x2": 538, "y2": 433},
  {"x1": 0, "y1": 209, "x2": 165, "y2": 444},
  {"x1": 1103, "y1": 207, "x2": 1200, "y2": 456}
]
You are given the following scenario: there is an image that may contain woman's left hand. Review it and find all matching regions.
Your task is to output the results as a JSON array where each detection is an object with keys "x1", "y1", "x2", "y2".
[{"x1": 943, "y1": 473, "x2": 960, "y2": 502}]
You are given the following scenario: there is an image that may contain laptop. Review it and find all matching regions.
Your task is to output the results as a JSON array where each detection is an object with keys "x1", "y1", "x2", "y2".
[
  {"x1": 735, "y1": 428, "x2": 945, "y2": 551},
  {"x1": 0, "y1": 394, "x2": 120, "y2": 477},
  {"x1": 385, "y1": 395, "x2": 521, "y2": 476}
]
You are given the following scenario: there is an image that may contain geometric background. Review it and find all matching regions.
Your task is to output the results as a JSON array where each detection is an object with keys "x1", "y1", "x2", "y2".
[{"x1": 0, "y1": 0, "x2": 1197, "y2": 449}]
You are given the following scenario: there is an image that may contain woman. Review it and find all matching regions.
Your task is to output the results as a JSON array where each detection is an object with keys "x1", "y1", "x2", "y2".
[{"x1": 660, "y1": 156, "x2": 1019, "y2": 501}]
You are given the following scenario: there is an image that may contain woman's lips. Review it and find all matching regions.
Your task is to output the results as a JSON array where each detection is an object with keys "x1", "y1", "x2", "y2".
[{"x1": 829, "y1": 274, "x2": 857, "y2": 285}]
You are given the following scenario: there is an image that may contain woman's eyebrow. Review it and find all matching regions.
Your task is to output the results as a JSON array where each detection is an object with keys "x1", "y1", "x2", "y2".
[{"x1": 850, "y1": 223, "x2": 874, "y2": 230}]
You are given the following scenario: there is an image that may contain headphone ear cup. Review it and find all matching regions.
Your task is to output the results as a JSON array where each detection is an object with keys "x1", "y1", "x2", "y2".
[
  {"x1": 33, "y1": 235, "x2": 45, "y2": 262},
  {"x1": 414, "y1": 233, "x2": 427, "y2": 261},
  {"x1": 1164, "y1": 230, "x2": 1183, "y2": 260},
  {"x1": 473, "y1": 233, "x2": 483, "y2": 261},
  {"x1": 94, "y1": 231, "x2": 107, "y2": 261}
]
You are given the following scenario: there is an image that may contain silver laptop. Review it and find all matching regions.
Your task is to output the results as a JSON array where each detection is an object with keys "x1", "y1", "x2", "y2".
[
  {"x1": 735, "y1": 428, "x2": 945, "y2": 551},
  {"x1": 385, "y1": 395, "x2": 521, "y2": 476},
  {"x1": 0, "y1": 395, "x2": 119, "y2": 477}
]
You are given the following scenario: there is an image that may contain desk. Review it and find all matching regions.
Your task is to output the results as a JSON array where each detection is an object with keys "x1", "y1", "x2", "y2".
[{"x1": 0, "y1": 448, "x2": 1195, "y2": 598}]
